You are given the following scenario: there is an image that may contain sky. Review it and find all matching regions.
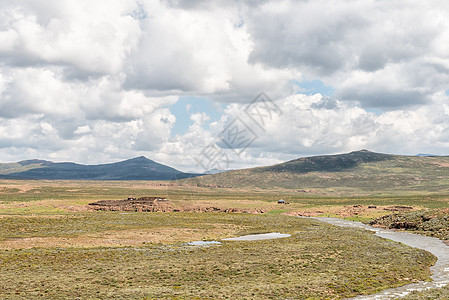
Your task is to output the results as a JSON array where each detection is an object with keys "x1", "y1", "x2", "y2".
[{"x1": 0, "y1": 0, "x2": 449, "y2": 172}]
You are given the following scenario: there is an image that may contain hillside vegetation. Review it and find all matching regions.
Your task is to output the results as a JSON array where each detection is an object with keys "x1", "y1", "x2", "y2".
[{"x1": 198, "y1": 150, "x2": 449, "y2": 194}]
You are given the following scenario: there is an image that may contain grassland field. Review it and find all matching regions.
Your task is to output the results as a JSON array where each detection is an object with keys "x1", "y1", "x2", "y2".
[{"x1": 1, "y1": 180, "x2": 449, "y2": 298}]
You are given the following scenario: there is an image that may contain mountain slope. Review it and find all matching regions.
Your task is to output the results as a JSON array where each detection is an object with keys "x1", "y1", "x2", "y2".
[
  {"x1": 198, "y1": 150, "x2": 449, "y2": 194},
  {"x1": 0, "y1": 156, "x2": 200, "y2": 180},
  {"x1": 260, "y1": 149, "x2": 392, "y2": 173}
]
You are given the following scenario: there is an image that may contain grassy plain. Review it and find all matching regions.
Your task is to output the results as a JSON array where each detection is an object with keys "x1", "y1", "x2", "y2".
[
  {"x1": 1, "y1": 179, "x2": 448, "y2": 214},
  {"x1": 0, "y1": 180, "x2": 447, "y2": 298}
]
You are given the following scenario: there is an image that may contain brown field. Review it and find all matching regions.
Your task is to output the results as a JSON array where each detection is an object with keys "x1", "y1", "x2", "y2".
[{"x1": 0, "y1": 179, "x2": 445, "y2": 299}]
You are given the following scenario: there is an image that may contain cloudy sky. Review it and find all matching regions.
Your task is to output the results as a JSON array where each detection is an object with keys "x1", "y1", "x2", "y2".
[{"x1": 1, "y1": 0, "x2": 449, "y2": 172}]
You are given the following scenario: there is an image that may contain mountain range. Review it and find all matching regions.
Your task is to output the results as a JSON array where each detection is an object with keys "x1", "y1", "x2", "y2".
[
  {"x1": 2, "y1": 150, "x2": 449, "y2": 194},
  {"x1": 0, "y1": 156, "x2": 200, "y2": 180}
]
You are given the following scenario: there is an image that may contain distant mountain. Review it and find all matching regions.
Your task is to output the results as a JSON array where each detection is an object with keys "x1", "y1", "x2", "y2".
[
  {"x1": 0, "y1": 156, "x2": 202, "y2": 180},
  {"x1": 198, "y1": 150, "x2": 449, "y2": 194}
]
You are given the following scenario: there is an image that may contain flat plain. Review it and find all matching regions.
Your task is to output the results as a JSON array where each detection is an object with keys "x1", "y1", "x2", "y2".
[{"x1": 1, "y1": 180, "x2": 447, "y2": 299}]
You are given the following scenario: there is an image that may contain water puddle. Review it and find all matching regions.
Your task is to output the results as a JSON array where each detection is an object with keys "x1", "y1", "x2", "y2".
[
  {"x1": 186, "y1": 241, "x2": 221, "y2": 246},
  {"x1": 312, "y1": 217, "x2": 449, "y2": 299},
  {"x1": 223, "y1": 232, "x2": 291, "y2": 241},
  {"x1": 186, "y1": 232, "x2": 291, "y2": 246}
]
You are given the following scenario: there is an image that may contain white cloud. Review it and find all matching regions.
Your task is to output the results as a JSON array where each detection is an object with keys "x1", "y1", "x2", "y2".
[
  {"x1": 0, "y1": 67, "x2": 79, "y2": 118},
  {"x1": 168, "y1": 93, "x2": 449, "y2": 171},
  {"x1": 125, "y1": 0, "x2": 295, "y2": 99},
  {"x1": 247, "y1": 0, "x2": 449, "y2": 109},
  {"x1": 190, "y1": 112, "x2": 210, "y2": 125},
  {"x1": 0, "y1": 29, "x2": 17, "y2": 52},
  {"x1": 73, "y1": 125, "x2": 91, "y2": 135},
  {"x1": 1, "y1": 0, "x2": 449, "y2": 171},
  {"x1": 0, "y1": 0, "x2": 141, "y2": 75}
]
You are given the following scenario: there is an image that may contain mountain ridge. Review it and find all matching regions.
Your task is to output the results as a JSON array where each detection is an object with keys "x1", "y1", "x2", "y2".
[
  {"x1": 197, "y1": 150, "x2": 449, "y2": 194},
  {"x1": 258, "y1": 149, "x2": 393, "y2": 173},
  {"x1": 3, "y1": 150, "x2": 449, "y2": 194},
  {"x1": 0, "y1": 156, "x2": 201, "y2": 180}
]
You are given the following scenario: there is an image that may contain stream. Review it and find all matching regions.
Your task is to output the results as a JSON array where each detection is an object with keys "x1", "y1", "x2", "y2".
[{"x1": 313, "y1": 217, "x2": 449, "y2": 299}]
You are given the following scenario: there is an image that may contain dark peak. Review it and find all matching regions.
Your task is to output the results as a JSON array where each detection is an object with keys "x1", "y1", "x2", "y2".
[
  {"x1": 261, "y1": 150, "x2": 392, "y2": 174},
  {"x1": 106, "y1": 156, "x2": 156, "y2": 167},
  {"x1": 133, "y1": 155, "x2": 147, "y2": 159},
  {"x1": 346, "y1": 150, "x2": 393, "y2": 161},
  {"x1": 348, "y1": 149, "x2": 374, "y2": 156},
  {"x1": 127, "y1": 156, "x2": 152, "y2": 162},
  {"x1": 347, "y1": 149, "x2": 378, "y2": 155}
]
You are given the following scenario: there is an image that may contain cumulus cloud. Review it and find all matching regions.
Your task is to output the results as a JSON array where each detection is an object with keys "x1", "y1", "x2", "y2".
[
  {"x1": 150, "y1": 92, "x2": 449, "y2": 172},
  {"x1": 125, "y1": 0, "x2": 294, "y2": 99},
  {"x1": 208, "y1": 93, "x2": 449, "y2": 165},
  {"x1": 0, "y1": 0, "x2": 141, "y2": 76},
  {"x1": 190, "y1": 112, "x2": 210, "y2": 125},
  {"x1": 247, "y1": 0, "x2": 449, "y2": 109},
  {"x1": 1, "y1": 0, "x2": 449, "y2": 170},
  {"x1": 0, "y1": 67, "x2": 79, "y2": 118}
]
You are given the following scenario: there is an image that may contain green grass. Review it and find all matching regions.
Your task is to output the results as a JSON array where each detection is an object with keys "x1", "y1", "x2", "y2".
[
  {"x1": 0, "y1": 179, "x2": 446, "y2": 298},
  {"x1": 267, "y1": 209, "x2": 287, "y2": 214},
  {"x1": 0, "y1": 213, "x2": 436, "y2": 299},
  {"x1": 0, "y1": 212, "x2": 295, "y2": 240},
  {"x1": 2, "y1": 180, "x2": 449, "y2": 214}
]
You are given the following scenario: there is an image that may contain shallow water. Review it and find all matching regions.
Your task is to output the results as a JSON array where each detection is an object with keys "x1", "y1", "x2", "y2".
[
  {"x1": 186, "y1": 232, "x2": 291, "y2": 246},
  {"x1": 313, "y1": 217, "x2": 449, "y2": 299},
  {"x1": 186, "y1": 241, "x2": 222, "y2": 246},
  {"x1": 222, "y1": 232, "x2": 291, "y2": 241}
]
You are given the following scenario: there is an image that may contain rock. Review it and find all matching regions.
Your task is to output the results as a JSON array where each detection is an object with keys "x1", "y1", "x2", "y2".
[{"x1": 88, "y1": 197, "x2": 173, "y2": 212}]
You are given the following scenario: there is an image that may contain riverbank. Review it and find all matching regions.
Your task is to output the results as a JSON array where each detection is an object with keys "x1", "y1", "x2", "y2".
[
  {"x1": 313, "y1": 217, "x2": 449, "y2": 299},
  {"x1": 370, "y1": 208, "x2": 449, "y2": 241}
]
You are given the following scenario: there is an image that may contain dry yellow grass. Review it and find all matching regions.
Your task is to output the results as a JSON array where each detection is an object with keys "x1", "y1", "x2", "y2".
[{"x1": 0, "y1": 224, "x2": 243, "y2": 249}]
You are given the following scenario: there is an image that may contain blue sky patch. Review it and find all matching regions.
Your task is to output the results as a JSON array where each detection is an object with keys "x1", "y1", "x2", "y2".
[
  {"x1": 293, "y1": 79, "x2": 335, "y2": 96},
  {"x1": 365, "y1": 108, "x2": 383, "y2": 115},
  {"x1": 170, "y1": 96, "x2": 225, "y2": 136}
]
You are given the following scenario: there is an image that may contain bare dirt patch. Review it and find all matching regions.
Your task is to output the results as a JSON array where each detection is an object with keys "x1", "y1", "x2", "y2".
[
  {"x1": 431, "y1": 160, "x2": 449, "y2": 168},
  {"x1": 0, "y1": 182, "x2": 35, "y2": 193},
  {"x1": 285, "y1": 205, "x2": 417, "y2": 218}
]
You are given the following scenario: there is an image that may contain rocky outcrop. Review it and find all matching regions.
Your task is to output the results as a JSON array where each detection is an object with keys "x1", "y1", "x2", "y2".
[
  {"x1": 176, "y1": 207, "x2": 267, "y2": 214},
  {"x1": 370, "y1": 209, "x2": 449, "y2": 240},
  {"x1": 89, "y1": 197, "x2": 173, "y2": 212},
  {"x1": 88, "y1": 197, "x2": 266, "y2": 214}
]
